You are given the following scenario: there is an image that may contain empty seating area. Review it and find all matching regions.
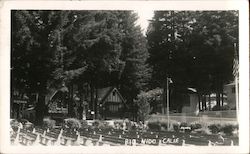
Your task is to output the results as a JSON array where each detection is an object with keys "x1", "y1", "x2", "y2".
[{"x1": 10, "y1": 125, "x2": 238, "y2": 146}]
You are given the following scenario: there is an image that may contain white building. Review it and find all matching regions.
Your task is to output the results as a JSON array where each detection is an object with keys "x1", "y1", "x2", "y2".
[{"x1": 224, "y1": 82, "x2": 237, "y2": 109}]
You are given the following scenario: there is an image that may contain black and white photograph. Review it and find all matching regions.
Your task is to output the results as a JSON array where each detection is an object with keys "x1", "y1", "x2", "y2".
[{"x1": 0, "y1": 0, "x2": 249, "y2": 154}]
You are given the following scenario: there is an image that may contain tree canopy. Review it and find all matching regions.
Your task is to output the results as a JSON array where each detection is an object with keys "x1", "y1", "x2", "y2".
[
  {"x1": 147, "y1": 11, "x2": 238, "y2": 110},
  {"x1": 11, "y1": 10, "x2": 150, "y2": 122},
  {"x1": 11, "y1": 10, "x2": 239, "y2": 121}
]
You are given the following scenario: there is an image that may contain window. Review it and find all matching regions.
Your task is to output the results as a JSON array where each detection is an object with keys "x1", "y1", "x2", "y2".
[
  {"x1": 109, "y1": 104, "x2": 119, "y2": 112},
  {"x1": 232, "y1": 87, "x2": 235, "y2": 93},
  {"x1": 112, "y1": 91, "x2": 116, "y2": 96}
]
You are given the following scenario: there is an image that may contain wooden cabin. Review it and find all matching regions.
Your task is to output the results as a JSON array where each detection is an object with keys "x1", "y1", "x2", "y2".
[
  {"x1": 224, "y1": 82, "x2": 237, "y2": 109},
  {"x1": 46, "y1": 85, "x2": 127, "y2": 120},
  {"x1": 96, "y1": 87, "x2": 127, "y2": 119},
  {"x1": 11, "y1": 89, "x2": 29, "y2": 119},
  {"x1": 47, "y1": 86, "x2": 69, "y2": 121}
]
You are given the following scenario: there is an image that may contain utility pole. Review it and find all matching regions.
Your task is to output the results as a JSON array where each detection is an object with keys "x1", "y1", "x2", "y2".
[
  {"x1": 166, "y1": 77, "x2": 172, "y2": 131},
  {"x1": 166, "y1": 77, "x2": 170, "y2": 131},
  {"x1": 233, "y1": 43, "x2": 239, "y2": 122}
]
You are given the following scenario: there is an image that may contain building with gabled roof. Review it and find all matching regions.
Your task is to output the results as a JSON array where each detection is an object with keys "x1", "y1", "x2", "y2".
[{"x1": 95, "y1": 87, "x2": 127, "y2": 119}]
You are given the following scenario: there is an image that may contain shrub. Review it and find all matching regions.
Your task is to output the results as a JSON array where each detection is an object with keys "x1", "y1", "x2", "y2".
[
  {"x1": 160, "y1": 122, "x2": 168, "y2": 131},
  {"x1": 135, "y1": 92, "x2": 152, "y2": 122},
  {"x1": 64, "y1": 118, "x2": 81, "y2": 130},
  {"x1": 211, "y1": 105, "x2": 220, "y2": 111},
  {"x1": 114, "y1": 121, "x2": 123, "y2": 129},
  {"x1": 180, "y1": 122, "x2": 188, "y2": 128},
  {"x1": 92, "y1": 120, "x2": 113, "y2": 130},
  {"x1": 191, "y1": 123, "x2": 202, "y2": 130},
  {"x1": 92, "y1": 120, "x2": 100, "y2": 128},
  {"x1": 221, "y1": 124, "x2": 235, "y2": 136},
  {"x1": 221, "y1": 105, "x2": 230, "y2": 110},
  {"x1": 131, "y1": 123, "x2": 137, "y2": 131},
  {"x1": 99, "y1": 121, "x2": 112, "y2": 130},
  {"x1": 79, "y1": 120, "x2": 88, "y2": 128},
  {"x1": 10, "y1": 119, "x2": 19, "y2": 131},
  {"x1": 147, "y1": 121, "x2": 161, "y2": 131},
  {"x1": 212, "y1": 105, "x2": 230, "y2": 111},
  {"x1": 125, "y1": 120, "x2": 132, "y2": 130},
  {"x1": 199, "y1": 126, "x2": 212, "y2": 135},
  {"x1": 208, "y1": 124, "x2": 221, "y2": 134},
  {"x1": 173, "y1": 123, "x2": 180, "y2": 132},
  {"x1": 25, "y1": 122, "x2": 34, "y2": 132},
  {"x1": 43, "y1": 117, "x2": 56, "y2": 129}
]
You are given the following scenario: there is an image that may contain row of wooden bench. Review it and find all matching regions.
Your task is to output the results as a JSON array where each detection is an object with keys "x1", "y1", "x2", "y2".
[
  {"x1": 11, "y1": 127, "x2": 78, "y2": 146},
  {"x1": 11, "y1": 127, "x2": 236, "y2": 146}
]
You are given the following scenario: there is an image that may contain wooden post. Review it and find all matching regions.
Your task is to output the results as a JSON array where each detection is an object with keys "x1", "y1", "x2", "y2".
[{"x1": 166, "y1": 77, "x2": 170, "y2": 131}]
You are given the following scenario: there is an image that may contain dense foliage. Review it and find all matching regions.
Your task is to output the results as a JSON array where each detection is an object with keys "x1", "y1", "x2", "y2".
[
  {"x1": 147, "y1": 11, "x2": 238, "y2": 110},
  {"x1": 11, "y1": 10, "x2": 238, "y2": 122},
  {"x1": 11, "y1": 10, "x2": 149, "y2": 123}
]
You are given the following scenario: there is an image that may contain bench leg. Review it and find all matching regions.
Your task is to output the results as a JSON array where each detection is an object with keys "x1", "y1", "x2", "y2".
[
  {"x1": 65, "y1": 139, "x2": 71, "y2": 146},
  {"x1": 85, "y1": 139, "x2": 94, "y2": 146},
  {"x1": 40, "y1": 137, "x2": 44, "y2": 144},
  {"x1": 28, "y1": 140, "x2": 34, "y2": 146},
  {"x1": 81, "y1": 138, "x2": 87, "y2": 145},
  {"x1": 18, "y1": 135, "x2": 22, "y2": 143},
  {"x1": 23, "y1": 138, "x2": 27, "y2": 145},
  {"x1": 47, "y1": 139, "x2": 52, "y2": 146}
]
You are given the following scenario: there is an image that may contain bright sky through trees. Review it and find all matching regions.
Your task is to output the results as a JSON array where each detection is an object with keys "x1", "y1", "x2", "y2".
[{"x1": 134, "y1": 10, "x2": 154, "y2": 35}]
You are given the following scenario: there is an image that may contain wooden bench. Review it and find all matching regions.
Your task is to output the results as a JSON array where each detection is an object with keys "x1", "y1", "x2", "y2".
[
  {"x1": 101, "y1": 135, "x2": 125, "y2": 145},
  {"x1": 10, "y1": 132, "x2": 18, "y2": 144},
  {"x1": 34, "y1": 127, "x2": 45, "y2": 135},
  {"x1": 40, "y1": 129, "x2": 62, "y2": 145},
  {"x1": 18, "y1": 129, "x2": 28, "y2": 142},
  {"x1": 183, "y1": 136, "x2": 209, "y2": 146},
  {"x1": 60, "y1": 131, "x2": 78, "y2": 146},
  {"x1": 79, "y1": 130, "x2": 103, "y2": 146},
  {"x1": 20, "y1": 132, "x2": 38, "y2": 145}
]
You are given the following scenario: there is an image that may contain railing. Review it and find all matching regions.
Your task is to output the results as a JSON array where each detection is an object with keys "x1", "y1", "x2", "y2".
[
  {"x1": 149, "y1": 111, "x2": 238, "y2": 125},
  {"x1": 168, "y1": 110, "x2": 236, "y2": 118}
]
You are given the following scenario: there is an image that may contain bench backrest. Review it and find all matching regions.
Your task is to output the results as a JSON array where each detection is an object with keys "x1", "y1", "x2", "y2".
[
  {"x1": 50, "y1": 129, "x2": 61, "y2": 134},
  {"x1": 102, "y1": 135, "x2": 125, "y2": 145},
  {"x1": 184, "y1": 137, "x2": 209, "y2": 145},
  {"x1": 62, "y1": 131, "x2": 77, "y2": 139},
  {"x1": 20, "y1": 129, "x2": 27, "y2": 134},
  {"x1": 35, "y1": 128, "x2": 45, "y2": 134},
  {"x1": 27, "y1": 132, "x2": 38, "y2": 140},
  {"x1": 45, "y1": 131, "x2": 59, "y2": 139}
]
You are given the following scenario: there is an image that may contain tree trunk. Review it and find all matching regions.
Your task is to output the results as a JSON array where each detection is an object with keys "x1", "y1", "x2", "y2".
[
  {"x1": 221, "y1": 91, "x2": 224, "y2": 107},
  {"x1": 216, "y1": 92, "x2": 220, "y2": 110},
  {"x1": 35, "y1": 93, "x2": 46, "y2": 126},
  {"x1": 208, "y1": 94, "x2": 211, "y2": 110},
  {"x1": 205, "y1": 95, "x2": 207, "y2": 110},
  {"x1": 95, "y1": 87, "x2": 98, "y2": 119},
  {"x1": 202, "y1": 95, "x2": 206, "y2": 111},
  {"x1": 162, "y1": 80, "x2": 167, "y2": 114},
  {"x1": 198, "y1": 94, "x2": 201, "y2": 111},
  {"x1": 90, "y1": 83, "x2": 94, "y2": 119},
  {"x1": 68, "y1": 84, "x2": 74, "y2": 117}
]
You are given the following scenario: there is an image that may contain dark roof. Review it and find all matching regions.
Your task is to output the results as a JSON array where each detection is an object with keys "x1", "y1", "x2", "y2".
[
  {"x1": 97, "y1": 87, "x2": 113, "y2": 102},
  {"x1": 97, "y1": 87, "x2": 126, "y2": 104}
]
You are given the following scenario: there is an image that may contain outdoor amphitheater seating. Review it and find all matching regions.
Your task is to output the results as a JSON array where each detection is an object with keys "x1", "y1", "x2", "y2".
[
  {"x1": 18, "y1": 128, "x2": 27, "y2": 141},
  {"x1": 60, "y1": 130, "x2": 79, "y2": 146},
  {"x1": 40, "y1": 128, "x2": 62, "y2": 145},
  {"x1": 34, "y1": 127, "x2": 45, "y2": 135},
  {"x1": 101, "y1": 135, "x2": 126, "y2": 145},
  {"x1": 10, "y1": 121, "x2": 237, "y2": 146},
  {"x1": 20, "y1": 131, "x2": 38, "y2": 145}
]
